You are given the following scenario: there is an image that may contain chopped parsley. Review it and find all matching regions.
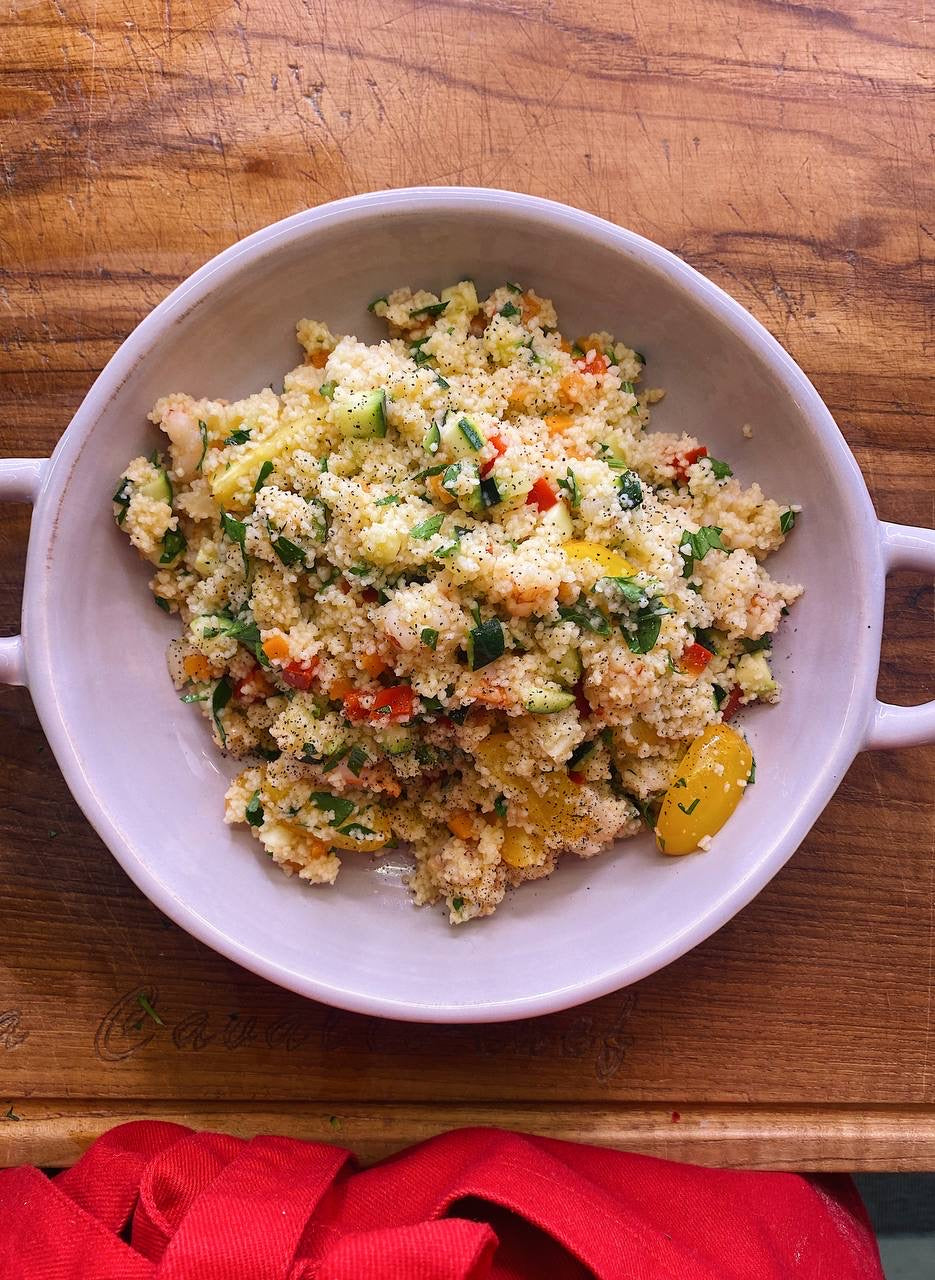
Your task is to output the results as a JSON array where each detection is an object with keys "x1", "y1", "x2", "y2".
[
  {"x1": 558, "y1": 467, "x2": 581, "y2": 509},
  {"x1": 452, "y1": 896, "x2": 465, "y2": 912},
  {"x1": 505, "y1": 281, "x2": 522, "y2": 293},
  {"x1": 154, "y1": 596, "x2": 171, "y2": 612},
  {"x1": 598, "y1": 575, "x2": 651, "y2": 608},
  {"x1": 410, "y1": 300, "x2": 448, "y2": 319},
  {"x1": 494, "y1": 795, "x2": 508, "y2": 819},
  {"x1": 410, "y1": 512, "x2": 445, "y2": 540},
  {"x1": 320, "y1": 743, "x2": 351, "y2": 772},
  {"x1": 311, "y1": 793, "x2": 356, "y2": 827},
  {"x1": 337, "y1": 821, "x2": 375, "y2": 839},
  {"x1": 375, "y1": 494, "x2": 400, "y2": 506},
  {"x1": 320, "y1": 380, "x2": 336, "y2": 400},
  {"x1": 159, "y1": 527, "x2": 187, "y2": 565},
  {"x1": 558, "y1": 601, "x2": 611, "y2": 636},
  {"x1": 435, "y1": 372, "x2": 450, "y2": 389},
  {"x1": 347, "y1": 745, "x2": 368, "y2": 775},
  {"x1": 741, "y1": 634, "x2": 772, "y2": 653},
  {"x1": 224, "y1": 428, "x2": 251, "y2": 445},
  {"x1": 616, "y1": 470, "x2": 643, "y2": 510},
  {"x1": 780, "y1": 508, "x2": 797, "y2": 534},
  {"x1": 677, "y1": 797, "x2": 700, "y2": 815},
  {"x1": 421, "y1": 627, "x2": 439, "y2": 650},
  {"x1": 254, "y1": 460, "x2": 274, "y2": 493},
  {"x1": 211, "y1": 676, "x2": 233, "y2": 746},
  {"x1": 679, "y1": 526, "x2": 725, "y2": 577},
  {"x1": 500, "y1": 301, "x2": 521, "y2": 318},
  {"x1": 137, "y1": 993, "x2": 165, "y2": 1027},
  {"x1": 245, "y1": 790, "x2": 264, "y2": 827},
  {"x1": 367, "y1": 295, "x2": 388, "y2": 312},
  {"x1": 709, "y1": 457, "x2": 733, "y2": 480},
  {"x1": 196, "y1": 420, "x2": 209, "y2": 471},
  {"x1": 267, "y1": 523, "x2": 305, "y2": 567},
  {"x1": 113, "y1": 476, "x2": 132, "y2": 524}
]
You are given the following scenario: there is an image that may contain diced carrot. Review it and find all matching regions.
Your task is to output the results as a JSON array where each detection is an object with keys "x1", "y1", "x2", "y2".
[
  {"x1": 682, "y1": 643, "x2": 714, "y2": 677},
  {"x1": 544, "y1": 412, "x2": 574, "y2": 435},
  {"x1": 520, "y1": 292, "x2": 542, "y2": 323},
  {"x1": 360, "y1": 652, "x2": 388, "y2": 679},
  {"x1": 234, "y1": 667, "x2": 273, "y2": 702},
  {"x1": 306, "y1": 349, "x2": 330, "y2": 368},
  {"x1": 526, "y1": 477, "x2": 558, "y2": 511},
  {"x1": 558, "y1": 372, "x2": 588, "y2": 405},
  {"x1": 575, "y1": 350, "x2": 609, "y2": 376},
  {"x1": 262, "y1": 634, "x2": 290, "y2": 663},
  {"x1": 329, "y1": 677, "x2": 355, "y2": 700},
  {"x1": 183, "y1": 653, "x2": 215, "y2": 683},
  {"x1": 507, "y1": 381, "x2": 532, "y2": 408},
  {"x1": 447, "y1": 810, "x2": 476, "y2": 840}
]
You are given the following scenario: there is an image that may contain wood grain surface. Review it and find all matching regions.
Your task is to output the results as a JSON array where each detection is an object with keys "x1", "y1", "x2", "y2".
[{"x1": 0, "y1": 0, "x2": 932, "y2": 1171}]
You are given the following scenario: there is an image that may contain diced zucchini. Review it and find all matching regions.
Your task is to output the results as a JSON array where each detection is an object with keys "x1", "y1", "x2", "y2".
[
  {"x1": 524, "y1": 685, "x2": 576, "y2": 714},
  {"x1": 211, "y1": 423, "x2": 295, "y2": 509},
  {"x1": 467, "y1": 618, "x2": 505, "y2": 670},
  {"x1": 552, "y1": 646, "x2": 582, "y2": 688},
  {"x1": 492, "y1": 469, "x2": 532, "y2": 508},
  {"x1": 538, "y1": 501, "x2": 573, "y2": 539},
  {"x1": 567, "y1": 738, "x2": 599, "y2": 769},
  {"x1": 735, "y1": 651, "x2": 777, "y2": 698},
  {"x1": 194, "y1": 541, "x2": 219, "y2": 578},
  {"x1": 333, "y1": 389, "x2": 388, "y2": 439},
  {"x1": 378, "y1": 725, "x2": 412, "y2": 756},
  {"x1": 442, "y1": 461, "x2": 484, "y2": 514},
  {"x1": 140, "y1": 467, "x2": 172, "y2": 504},
  {"x1": 440, "y1": 412, "x2": 485, "y2": 459}
]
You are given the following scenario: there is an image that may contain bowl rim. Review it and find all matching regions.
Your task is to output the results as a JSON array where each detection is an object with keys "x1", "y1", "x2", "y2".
[{"x1": 22, "y1": 187, "x2": 884, "y2": 1021}]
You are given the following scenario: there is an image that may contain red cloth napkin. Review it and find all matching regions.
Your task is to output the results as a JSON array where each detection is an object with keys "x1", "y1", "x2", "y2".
[{"x1": 0, "y1": 1122, "x2": 883, "y2": 1278}]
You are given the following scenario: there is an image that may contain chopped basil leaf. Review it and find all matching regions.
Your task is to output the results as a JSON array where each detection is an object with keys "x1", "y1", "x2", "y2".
[
  {"x1": 679, "y1": 525, "x2": 725, "y2": 577},
  {"x1": 620, "y1": 380, "x2": 635, "y2": 395},
  {"x1": 320, "y1": 456, "x2": 329, "y2": 472},
  {"x1": 211, "y1": 676, "x2": 233, "y2": 747},
  {"x1": 458, "y1": 417, "x2": 483, "y2": 451},
  {"x1": 311, "y1": 793, "x2": 355, "y2": 827},
  {"x1": 414, "y1": 462, "x2": 448, "y2": 481},
  {"x1": 713, "y1": 684, "x2": 727, "y2": 708},
  {"x1": 154, "y1": 596, "x2": 171, "y2": 612},
  {"x1": 180, "y1": 690, "x2": 209, "y2": 703},
  {"x1": 505, "y1": 281, "x2": 522, "y2": 293},
  {"x1": 245, "y1": 790, "x2": 264, "y2": 827},
  {"x1": 320, "y1": 380, "x2": 336, "y2": 400},
  {"x1": 525, "y1": 337, "x2": 540, "y2": 364},
  {"x1": 694, "y1": 628, "x2": 720, "y2": 654},
  {"x1": 677, "y1": 797, "x2": 700, "y2": 815},
  {"x1": 500, "y1": 301, "x2": 521, "y2": 318},
  {"x1": 347, "y1": 745, "x2": 368, "y2": 775},
  {"x1": 410, "y1": 513, "x2": 445, "y2": 540},
  {"x1": 410, "y1": 300, "x2": 448, "y2": 319},
  {"x1": 421, "y1": 627, "x2": 439, "y2": 650},
  {"x1": 741, "y1": 634, "x2": 772, "y2": 653},
  {"x1": 435, "y1": 372, "x2": 450, "y2": 389},
  {"x1": 617, "y1": 470, "x2": 643, "y2": 510},
  {"x1": 625, "y1": 612, "x2": 663, "y2": 654},
  {"x1": 347, "y1": 563, "x2": 370, "y2": 576},
  {"x1": 622, "y1": 787, "x2": 654, "y2": 827},
  {"x1": 599, "y1": 575, "x2": 651, "y2": 608},
  {"x1": 367, "y1": 295, "x2": 388, "y2": 312},
  {"x1": 467, "y1": 617, "x2": 505, "y2": 670},
  {"x1": 558, "y1": 467, "x2": 581, "y2": 509},
  {"x1": 220, "y1": 510, "x2": 247, "y2": 550},
  {"x1": 254, "y1": 460, "x2": 273, "y2": 493},
  {"x1": 254, "y1": 746, "x2": 280, "y2": 762},
  {"x1": 113, "y1": 476, "x2": 132, "y2": 524},
  {"x1": 410, "y1": 338, "x2": 433, "y2": 366},
  {"x1": 196, "y1": 419, "x2": 209, "y2": 471},
  {"x1": 199, "y1": 612, "x2": 269, "y2": 668},
  {"x1": 270, "y1": 532, "x2": 305, "y2": 567},
  {"x1": 558, "y1": 602, "x2": 611, "y2": 636},
  {"x1": 633, "y1": 350, "x2": 646, "y2": 364},
  {"x1": 452, "y1": 896, "x2": 465, "y2": 912},
  {"x1": 337, "y1": 822, "x2": 376, "y2": 839},
  {"x1": 224, "y1": 428, "x2": 251, "y2": 445},
  {"x1": 709, "y1": 457, "x2": 733, "y2": 480},
  {"x1": 748, "y1": 757, "x2": 757, "y2": 785},
  {"x1": 673, "y1": 777, "x2": 687, "y2": 788},
  {"x1": 494, "y1": 794, "x2": 508, "y2": 818},
  {"x1": 159, "y1": 527, "x2": 187, "y2": 565},
  {"x1": 780, "y1": 508, "x2": 797, "y2": 534},
  {"x1": 424, "y1": 422, "x2": 441, "y2": 453}
]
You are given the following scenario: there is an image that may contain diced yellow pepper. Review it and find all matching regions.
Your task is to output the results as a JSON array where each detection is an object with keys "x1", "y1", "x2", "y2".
[
  {"x1": 329, "y1": 809, "x2": 392, "y2": 853},
  {"x1": 655, "y1": 724, "x2": 753, "y2": 855},
  {"x1": 210, "y1": 423, "x2": 294, "y2": 510},
  {"x1": 475, "y1": 734, "x2": 593, "y2": 846},
  {"x1": 563, "y1": 540, "x2": 634, "y2": 577},
  {"x1": 501, "y1": 825, "x2": 546, "y2": 868}
]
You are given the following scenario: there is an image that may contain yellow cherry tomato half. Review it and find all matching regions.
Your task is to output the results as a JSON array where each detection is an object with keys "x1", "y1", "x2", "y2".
[
  {"x1": 563, "y1": 540, "x2": 634, "y2": 578},
  {"x1": 329, "y1": 809, "x2": 393, "y2": 853},
  {"x1": 655, "y1": 724, "x2": 753, "y2": 855}
]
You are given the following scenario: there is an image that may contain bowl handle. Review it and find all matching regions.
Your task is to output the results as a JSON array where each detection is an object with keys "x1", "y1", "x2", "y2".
[
  {"x1": 863, "y1": 521, "x2": 935, "y2": 750},
  {"x1": 0, "y1": 457, "x2": 49, "y2": 687}
]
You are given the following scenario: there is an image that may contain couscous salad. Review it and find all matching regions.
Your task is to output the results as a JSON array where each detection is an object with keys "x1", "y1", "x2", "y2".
[{"x1": 114, "y1": 280, "x2": 801, "y2": 923}]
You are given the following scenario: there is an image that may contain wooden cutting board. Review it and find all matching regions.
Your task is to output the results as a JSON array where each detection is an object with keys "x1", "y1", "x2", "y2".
[{"x1": 1, "y1": 0, "x2": 932, "y2": 1171}]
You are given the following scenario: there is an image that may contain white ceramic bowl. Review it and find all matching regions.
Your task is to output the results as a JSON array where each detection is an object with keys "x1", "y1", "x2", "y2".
[{"x1": 3, "y1": 188, "x2": 933, "y2": 1023}]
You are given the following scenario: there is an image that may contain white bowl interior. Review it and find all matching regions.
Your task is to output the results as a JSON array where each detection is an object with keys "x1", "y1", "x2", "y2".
[{"x1": 35, "y1": 197, "x2": 874, "y2": 1019}]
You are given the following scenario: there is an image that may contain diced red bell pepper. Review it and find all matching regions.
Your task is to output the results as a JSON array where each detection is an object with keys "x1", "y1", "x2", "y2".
[
  {"x1": 281, "y1": 659, "x2": 319, "y2": 691},
  {"x1": 343, "y1": 684, "x2": 415, "y2": 724},
  {"x1": 526, "y1": 477, "x2": 558, "y2": 511},
  {"x1": 361, "y1": 586, "x2": 379, "y2": 603},
  {"x1": 575, "y1": 350, "x2": 609, "y2": 376},
  {"x1": 673, "y1": 445, "x2": 708, "y2": 485},
  {"x1": 480, "y1": 433, "x2": 508, "y2": 478},
  {"x1": 682, "y1": 642, "x2": 714, "y2": 677},
  {"x1": 568, "y1": 770, "x2": 586, "y2": 785},
  {"x1": 574, "y1": 678, "x2": 591, "y2": 717},
  {"x1": 721, "y1": 685, "x2": 743, "y2": 721}
]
